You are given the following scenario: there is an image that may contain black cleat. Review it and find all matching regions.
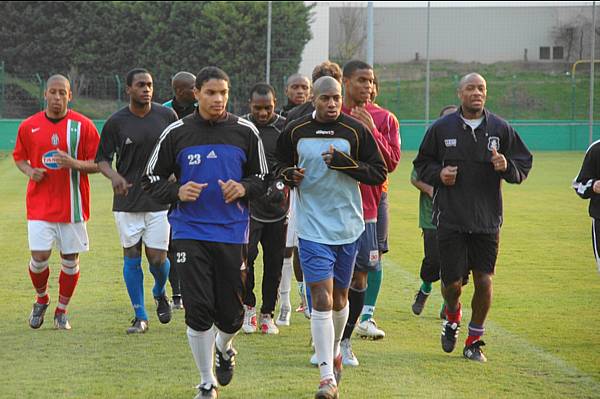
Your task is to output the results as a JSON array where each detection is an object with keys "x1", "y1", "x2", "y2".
[
  {"x1": 155, "y1": 295, "x2": 172, "y2": 324},
  {"x1": 215, "y1": 347, "x2": 237, "y2": 386},
  {"x1": 29, "y1": 302, "x2": 49, "y2": 329},
  {"x1": 126, "y1": 318, "x2": 148, "y2": 334},
  {"x1": 194, "y1": 383, "x2": 218, "y2": 398},
  {"x1": 463, "y1": 340, "x2": 487, "y2": 362},
  {"x1": 441, "y1": 320, "x2": 460, "y2": 353},
  {"x1": 172, "y1": 295, "x2": 184, "y2": 310},
  {"x1": 411, "y1": 290, "x2": 430, "y2": 315}
]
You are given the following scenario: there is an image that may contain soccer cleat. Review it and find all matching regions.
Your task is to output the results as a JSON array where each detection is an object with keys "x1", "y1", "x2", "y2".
[
  {"x1": 463, "y1": 340, "x2": 487, "y2": 362},
  {"x1": 356, "y1": 318, "x2": 385, "y2": 340},
  {"x1": 126, "y1": 318, "x2": 148, "y2": 334},
  {"x1": 411, "y1": 290, "x2": 430, "y2": 316},
  {"x1": 155, "y1": 295, "x2": 172, "y2": 324},
  {"x1": 276, "y1": 305, "x2": 291, "y2": 326},
  {"x1": 242, "y1": 305, "x2": 257, "y2": 333},
  {"x1": 29, "y1": 302, "x2": 49, "y2": 329},
  {"x1": 53, "y1": 312, "x2": 72, "y2": 330},
  {"x1": 333, "y1": 353, "x2": 343, "y2": 385},
  {"x1": 340, "y1": 338, "x2": 359, "y2": 367},
  {"x1": 315, "y1": 379, "x2": 338, "y2": 399},
  {"x1": 215, "y1": 347, "x2": 237, "y2": 386},
  {"x1": 172, "y1": 296, "x2": 184, "y2": 310},
  {"x1": 441, "y1": 320, "x2": 460, "y2": 353},
  {"x1": 260, "y1": 314, "x2": 280, "y2": 335},
  {"x1": 194, "y1": 383, "x2": 218, "y2": 399}
]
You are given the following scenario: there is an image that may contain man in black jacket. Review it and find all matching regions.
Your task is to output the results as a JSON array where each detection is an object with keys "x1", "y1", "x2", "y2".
[
  {"x1": 413, "y1": 73, "x2": 532, "y2": 363},
  {"x1": 574, "y1": 141, "x2": 600, "y2": 273}
]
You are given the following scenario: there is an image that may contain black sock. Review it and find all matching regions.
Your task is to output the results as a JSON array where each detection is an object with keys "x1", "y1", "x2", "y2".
[{"x1": 342, "y1": 287, "x2": 366, "y2": 340}]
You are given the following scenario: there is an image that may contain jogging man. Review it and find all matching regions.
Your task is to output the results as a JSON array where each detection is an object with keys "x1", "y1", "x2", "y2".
[
  {"x1": 279, "y1": 73, "x2": 311, "y2": 117},
  {"x1": 413, "y1": 73, "x2": 533, "y2": 362},
  {"x1": 574, "y1": 141, "x2": 600, "y2": 273},
  {"x1": 143, "y1": 66, "x2": 268, "y2": 399},
  {"x1": 14, "y1": 74, "x2": 100, "y2": 331},
  {"x1": 276, "y1": 76, "x2": 386, "y2": 399},
  {"x1": 240, "y1": 82, "x2": 288, "y2": 334},
  {"x1": 163, "y1": 70, "x2": 197, "y2": 310},
  {"x1": 338, "y1": 61, "x2": 400, "y2": 354},
  {"x1": 96, "y1": 68, "x2": 178, "y2": 334}
]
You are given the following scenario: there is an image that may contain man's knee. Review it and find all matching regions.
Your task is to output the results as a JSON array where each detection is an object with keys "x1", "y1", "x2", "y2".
[{"x1": 350, "y1": 271, "x2": 367, "y2": 291}]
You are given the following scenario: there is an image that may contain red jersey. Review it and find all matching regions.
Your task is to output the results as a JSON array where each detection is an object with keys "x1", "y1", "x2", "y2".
[
  {"x1": 13, "y1": 110, "x2": 100, "y2": 223},
  {"x1": 342, "y1": 103, "x2": 401, "y2": 220}
]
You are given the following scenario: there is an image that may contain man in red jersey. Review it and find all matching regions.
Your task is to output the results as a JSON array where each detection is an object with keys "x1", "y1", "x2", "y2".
[
  {"x1": 338, "y1": 60, "x2": 401, "y2": 366},
  {"x1": 13, "y1": 74, "x2": 100, "y2": 330}
]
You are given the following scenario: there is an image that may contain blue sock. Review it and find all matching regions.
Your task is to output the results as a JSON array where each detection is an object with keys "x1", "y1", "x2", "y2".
[
  {"x1": 306, "y1": 285, "x2": 312, "y2": 314},
  {"x1": 123, "y1": 256, "x2": 147, "y2": 320},
  {"x1": 149, "y1": 258, "x2": 170, "y2": 298}
]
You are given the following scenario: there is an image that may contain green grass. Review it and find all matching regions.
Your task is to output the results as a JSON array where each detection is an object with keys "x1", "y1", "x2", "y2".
[{"x1": 1, "y1": 152, "x2": 599, "y2": 398}]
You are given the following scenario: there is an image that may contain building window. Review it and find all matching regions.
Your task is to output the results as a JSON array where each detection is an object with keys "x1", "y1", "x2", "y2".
[
  {"x1": 540, "y1": 47, "x2": 550, "y2": 60},
  {"x1": 553, "y1": 46, "x2": 564, "y2": 60}
]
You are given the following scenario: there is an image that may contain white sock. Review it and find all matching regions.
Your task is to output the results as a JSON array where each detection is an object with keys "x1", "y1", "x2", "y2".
[
  {"x1": 311, "y1": 310, "x2": 335, "y2": 384},
  {"x1": 332, "y1": 302, "x2": 349, "y2": 357},
  {"x1": 215, "y1": 328, "x2": 237, "y2": 359},
  {"x1": 279, "y1": 257, "x2": 293, "y2": 309},
  {"x1": 187, "y1": 326, "x2": 217, "y2": 387}
]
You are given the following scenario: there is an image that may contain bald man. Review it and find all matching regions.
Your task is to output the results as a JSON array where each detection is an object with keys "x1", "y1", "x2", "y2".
[
  {"x1": 13, "y1": 74, "x2": 100, "y2": 330},
  {"x1": 414, "y1": 73, "x2": 532, "y2": 362},
  {"x1": 279, "y1": 73, "x2": 310, "y2": 117},
  {"x1": 164, "y1": 71, "x2": 197, "y2": 119},
  {"x1": 276, "y1": 76, "x2": 386, "y2": 398}
]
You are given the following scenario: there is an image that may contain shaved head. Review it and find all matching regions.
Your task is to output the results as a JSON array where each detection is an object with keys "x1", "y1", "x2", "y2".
[
  {"x1": 46, "y1": 74, "x2": 70, "y2": 90},
  {"x1": 312, "y1": 76, "x2": 341, "y2": 98},
  {"x1": 172, "y1": 71, "x2": 196, "y2": 90},
  {"x1": 287, "y1": 73, "x2": 310, "y2": 87},
  {"x1": 458, "y1": 73, "x2": 485, "y2": 90}
]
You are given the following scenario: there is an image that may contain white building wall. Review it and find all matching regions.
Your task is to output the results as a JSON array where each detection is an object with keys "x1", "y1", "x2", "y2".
[{"x1": 298, "y1": 2, "x2": 330, "y2": 78}]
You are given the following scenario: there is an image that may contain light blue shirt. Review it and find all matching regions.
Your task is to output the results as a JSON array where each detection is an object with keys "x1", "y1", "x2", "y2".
[{"x1": 295, "y1": 137, "x2": 365, "y2": 245}]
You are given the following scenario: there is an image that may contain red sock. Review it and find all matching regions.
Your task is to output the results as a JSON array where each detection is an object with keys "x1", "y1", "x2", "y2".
[
  {"x1": 465, "y1": 335, "x2": 481, "y2": 347},
  {"x1": 445, "y1": 303, "x2": 462, "y2": 324},
  {"x1": 29, "y1": 266, "x2": 50, "y2": 305},
  {"x1": 56, "y1": 268, "x2": 80, "y2": 314}
]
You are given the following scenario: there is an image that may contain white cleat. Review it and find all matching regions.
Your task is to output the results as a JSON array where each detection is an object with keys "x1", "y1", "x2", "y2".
[{"x1": 356, "y1": 318, "x2": 385, "y2": 340}]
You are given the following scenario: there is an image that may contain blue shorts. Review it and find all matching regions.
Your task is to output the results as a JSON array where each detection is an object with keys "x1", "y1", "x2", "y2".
[
  {"x1": 298, "y1": 238, "x2": 358, "y2": 288},
  {"x1": 377, "y1": 192, "x2": 389, "y2": 254},
  {"x1": 354, "y1": 222, "x2": 381, "y2": 272}
]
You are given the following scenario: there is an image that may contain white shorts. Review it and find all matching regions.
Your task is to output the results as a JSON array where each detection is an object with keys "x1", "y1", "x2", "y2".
[
  {"x1": 113, "y1": 211, "x2": 170, "y2": 251},
  {"x1": 285, "y1": 189, "x2": 299, "y2": 248},
  {"x1": 28, "y1": 220, "x2": 89, "y2": 254}
]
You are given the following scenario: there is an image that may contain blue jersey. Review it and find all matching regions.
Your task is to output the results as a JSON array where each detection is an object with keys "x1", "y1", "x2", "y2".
[{"x1": 142, "y1": 112, "x2": 268, "y2": 244}]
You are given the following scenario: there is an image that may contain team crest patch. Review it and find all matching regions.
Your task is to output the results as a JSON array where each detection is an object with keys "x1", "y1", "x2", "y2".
[
  {"x1": 488, "y1": 136, "x2": 500, "y2": 151},
  {"x1": 42, "y1": 150, "x2": 60, "y2": 169},
  {"x1": 51, "y1": 133, "x2": 59, "y2": 146},
  {"x1": 444, "y1": 139, "x2": 457, "y2": 147}
]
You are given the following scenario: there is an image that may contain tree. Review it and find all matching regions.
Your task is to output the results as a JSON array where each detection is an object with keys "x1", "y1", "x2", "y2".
[{"x1": 330, "y1": 4, "x2": 367, "y2": 65}]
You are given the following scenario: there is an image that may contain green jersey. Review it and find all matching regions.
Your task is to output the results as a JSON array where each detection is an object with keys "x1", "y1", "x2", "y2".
[{"x1": 411, "y1": 168, "x2": 436, "y2": 230}]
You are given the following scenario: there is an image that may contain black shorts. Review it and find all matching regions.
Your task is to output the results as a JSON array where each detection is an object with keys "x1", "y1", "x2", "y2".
[
  {"x1": 437, "y1": 227, "x2": 498, "y2": 285},
  {"x1": 172, "y1": 239, "x2": 247, "y2": 333},
  {"x1": 420, "y1": 228, "x2": 440, "y2": 283}
]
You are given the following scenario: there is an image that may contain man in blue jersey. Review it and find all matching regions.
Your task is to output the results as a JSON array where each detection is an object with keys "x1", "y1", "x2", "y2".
[
  {"x1": 143, "y1": 66, "x2": 268, "y2": 399},
  {"x1": 276, "y1": 76, "x2": 386, "y2": 399}
]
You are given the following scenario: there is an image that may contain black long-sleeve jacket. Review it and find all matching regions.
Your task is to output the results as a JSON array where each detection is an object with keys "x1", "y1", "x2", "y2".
[
  {"x1": 573, "y1": 140, "x2": 600, "y2": 218},
  {"x1": 413, "y1": 108, "x2": 533, "y2": 233}
]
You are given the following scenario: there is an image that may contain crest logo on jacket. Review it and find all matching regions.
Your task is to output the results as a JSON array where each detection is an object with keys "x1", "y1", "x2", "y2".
[
  {"x1": 51, "y1": 133, "x2": 59, "y2": 146},
  {"x1": 487, "y1": 136, "x2": 500, "y2": 151},
  {"x1": 444, "y1": 139, "x2": 457, "y2": 147}
]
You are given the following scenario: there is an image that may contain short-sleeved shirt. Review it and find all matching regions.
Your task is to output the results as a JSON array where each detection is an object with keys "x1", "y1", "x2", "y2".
[
  {"x1": 13, "y1": 110, "x2": 100, "y2": 223},
  {"x1": 411, "y1": 168, "x2": 435, "y2": 230},
  {"x1": 95, "y1": 103, "x2": 178, "y2": 212}
]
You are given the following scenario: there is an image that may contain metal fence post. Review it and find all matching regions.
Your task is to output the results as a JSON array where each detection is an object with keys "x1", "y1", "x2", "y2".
[
  {"x1": 0, "y1": 61, "x2": 4, "y2": 118},
  {"x1": 35, "y1": 73, "x2": 44, "y2": 111},
  {"x1": 114, "y1": 74, "x2": 122, "y2": 111}
]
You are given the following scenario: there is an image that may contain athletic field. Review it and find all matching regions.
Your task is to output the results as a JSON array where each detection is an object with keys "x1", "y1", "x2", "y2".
[{"x1": 1, "y1": 151, "x2": 598, "y2": 398}]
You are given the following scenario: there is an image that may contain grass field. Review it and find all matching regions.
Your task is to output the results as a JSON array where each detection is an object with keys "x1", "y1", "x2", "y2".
[{"x1": 1, "y1": 151, "x2": 599, "y2": 399}]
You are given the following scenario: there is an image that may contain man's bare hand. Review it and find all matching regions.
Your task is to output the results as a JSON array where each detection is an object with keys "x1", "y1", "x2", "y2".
[
  {"x1": 54, "y1": 149, "x2": 76, "y2": 169},
  {"x1": 218, "y1": 179, "x2": 246, "y2": 204},
  {"x1": 350, "y1": 106, "x2": 376, "y2": 132},
  {"x1": 491, "y1": 147, "x2": 507, "y2": 172},
  {"x1": 178, "y1": 181, "x2": 208, "y2": 202},
  {"x1": 440, "y1": 166, "x2": 458, "y2": 186},
  {"x1": 29, "y1": 168, "x2": 46, "y2": 182},
  {"x1": 111, "y1": 174, "x2": 133, "y2": 196},
  {"x1": 593, "y1": 180, "x2": 600, "y2": 194}
]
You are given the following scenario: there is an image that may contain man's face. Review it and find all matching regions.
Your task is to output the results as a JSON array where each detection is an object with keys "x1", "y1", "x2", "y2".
[
  {"x1": 195, "y1": 79, "x2": 228, "y2": 120},
  {"x1": 249, "y1": 92, "x2": 275, "y2": 126},
  {"x1": 314, "y1": 89, "x2": 342, "y2": 123},
  {"x1": 177, "y1": 81, "x2": 196, "y2": 104},
  {"x1": 45, "y1": 79, "x2": 71, "y2": 118},
  {"x1": 344, "y1": 68, "x2": 374, "y2": 106},
  {"x1": 458, "y1": 75, "x2": 487, "y2": 115},
  {"x1": 285, "y1": 77, "x2": 310, "y2": 106},
  {"x1": 127, "y1": 73, "x2": 153, "y2": 106}
]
